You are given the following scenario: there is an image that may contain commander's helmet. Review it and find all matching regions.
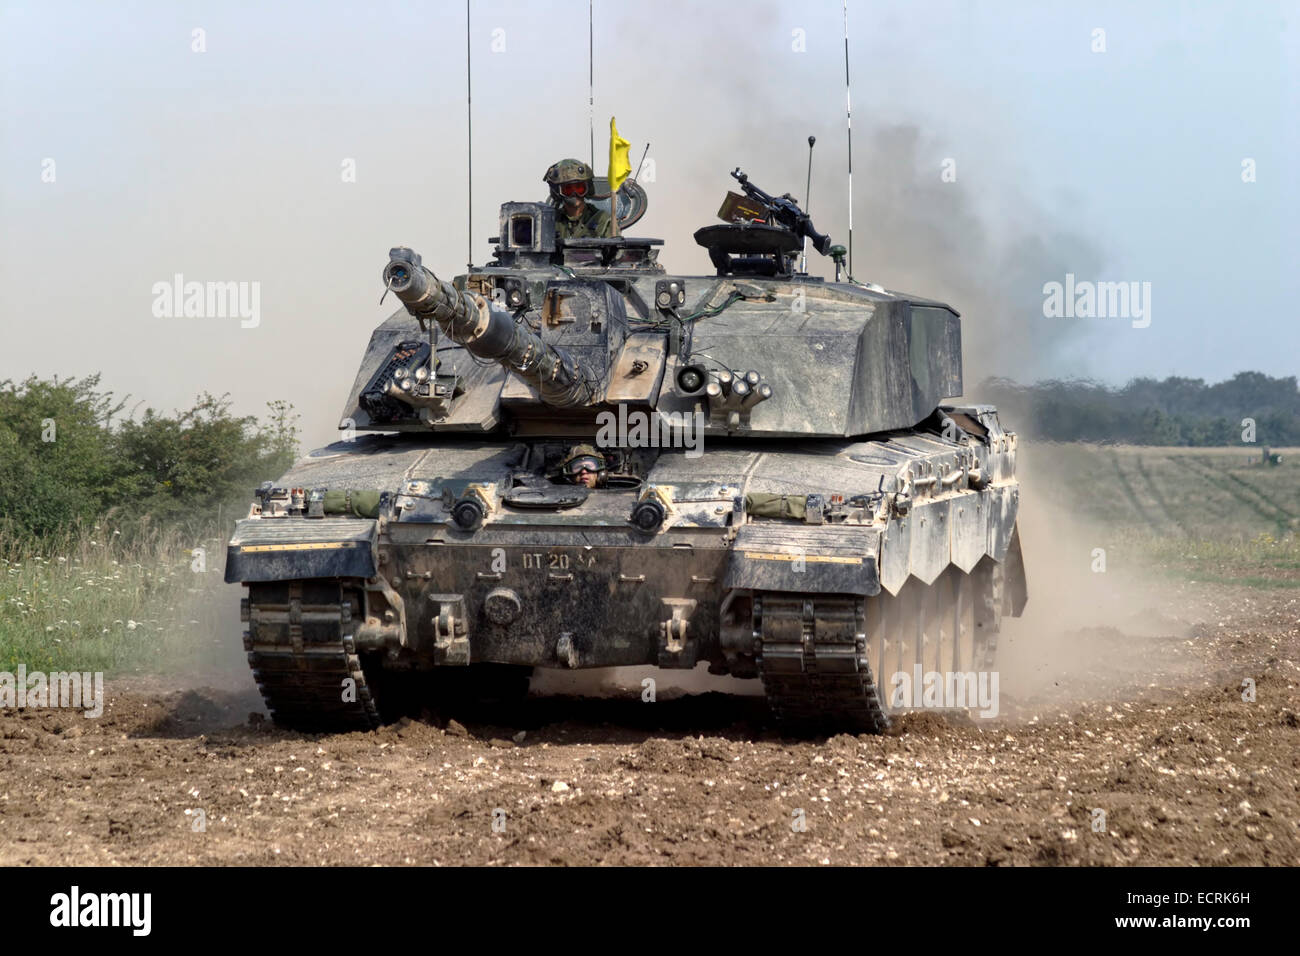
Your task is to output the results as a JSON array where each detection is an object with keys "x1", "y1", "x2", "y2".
[{"x1": 544, "y1": 158, "x2": 596, "y2": 206}]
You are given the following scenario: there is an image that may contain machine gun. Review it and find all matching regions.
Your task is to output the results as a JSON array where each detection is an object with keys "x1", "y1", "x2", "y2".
[
  {"x1": 728, "y1": 168, "x2": 832, "y2": 256},
  {"x1": 694, "y1": 169, "x2": 833, "y2": 277}
]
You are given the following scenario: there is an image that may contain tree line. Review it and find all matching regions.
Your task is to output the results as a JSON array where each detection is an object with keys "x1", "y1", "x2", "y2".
[{"x1": 975, "y1": 371, "x2": 1300, "y2": 446}]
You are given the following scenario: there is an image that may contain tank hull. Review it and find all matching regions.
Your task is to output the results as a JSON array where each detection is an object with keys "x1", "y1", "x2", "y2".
[{"x1": 227, "y1": 406, "x2": 1025, "y2": 733}]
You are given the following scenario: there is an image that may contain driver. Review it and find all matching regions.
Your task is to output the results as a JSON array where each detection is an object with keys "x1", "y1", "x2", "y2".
[{"x1": 559, "y1": 444, "x2": 608, "y2": 488}]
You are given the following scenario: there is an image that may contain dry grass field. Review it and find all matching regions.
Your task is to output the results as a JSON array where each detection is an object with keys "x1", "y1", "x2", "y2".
[
  {"x1": 1023, "y1": 444, "x2": 1300, "y2": 590},
  {"x1": 1031, "y1": 445, "x2": 1300, "y2": 539}
]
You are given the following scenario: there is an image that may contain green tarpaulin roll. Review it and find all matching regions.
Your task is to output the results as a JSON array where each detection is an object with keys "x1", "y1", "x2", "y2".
[
  {"x1": 322, "y1": 489, "x2": 383, "y2": 518},
  {"x1": 743, "y1": 492, "x2": 807, "y2": 520}
]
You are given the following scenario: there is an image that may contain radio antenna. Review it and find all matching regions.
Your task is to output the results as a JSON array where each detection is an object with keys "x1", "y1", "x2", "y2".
[
  {"x1": 588, "y1": 0, "x2": 595, "y2": 167},
  {"x1": 466, "y1": 0, "x2": 473, "y2": 270},
  {"x1": 800, "y1": 135, "x2": 815, "y2": 273},
  {"x1": 842, "y1": 0, "x2": 854, "y2": 277}
]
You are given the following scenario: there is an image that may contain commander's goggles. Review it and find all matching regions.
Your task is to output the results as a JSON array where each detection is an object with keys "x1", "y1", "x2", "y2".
[
  {"x1": 558, "y1": 181, "x2": 589, "y2": 198},
  {"x1": 566, "y1": 456, "x2": 604, "y2": 475}
]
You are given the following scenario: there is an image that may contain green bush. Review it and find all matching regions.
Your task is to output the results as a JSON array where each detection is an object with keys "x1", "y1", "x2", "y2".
[
  {"x1": 0, "y1": 375, "x2": 126, "y2": 539},
  {"x1": 0, "y1": 375, "x2": 297, "y2": 543},
  {"x1": 113, "y1": 395, "x2": 298, "y2": 533}
]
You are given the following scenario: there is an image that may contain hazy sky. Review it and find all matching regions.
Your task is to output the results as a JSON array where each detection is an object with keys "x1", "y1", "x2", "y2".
[{"x1": 2, "y1": 0, "x2": 1296, "y2": 448}]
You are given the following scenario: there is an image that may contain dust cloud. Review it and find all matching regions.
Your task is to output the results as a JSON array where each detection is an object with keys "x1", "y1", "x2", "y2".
[
  {"x1": 643, "y1": 121, "x2": 1106, "y2": 390},
  {"x1": 170, "y1": 580, "x2": 261, "y2": 694},
  {"x1": 995, "y1": 443, "x2": 1201, "y2": 712}
]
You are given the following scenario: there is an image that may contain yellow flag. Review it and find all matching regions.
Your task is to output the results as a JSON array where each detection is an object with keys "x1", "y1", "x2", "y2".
[{"x1": 608, "y1": 117, "x2": 632, "y2": 195}]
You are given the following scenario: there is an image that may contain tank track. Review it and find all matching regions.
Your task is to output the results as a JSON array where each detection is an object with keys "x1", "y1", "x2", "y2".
[
  {"x1": 755, "y1": 563, "x2": 1005, "y2": 734},
  {"x1": 755, "y1": 593, "x2": 891, "y2": 734},
  {"x1": 240, "y1": 566, "x2": 1003, "y2": 734},
  {"x1": 242, "y1": 580, "x2": 381, "y2": 732}
]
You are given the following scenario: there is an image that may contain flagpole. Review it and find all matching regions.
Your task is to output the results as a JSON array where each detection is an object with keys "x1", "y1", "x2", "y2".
[{"x1": 610, "y1": 119, "x2": 621, "y2": 238}]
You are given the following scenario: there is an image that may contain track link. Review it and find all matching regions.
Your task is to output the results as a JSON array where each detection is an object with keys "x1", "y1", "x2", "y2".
[
  {"x1": 243, "y1": 580, "x2": 381, "y2": 732},
  {"x1": 755, "y1": 593, "x2": 890, "y2": 734}
]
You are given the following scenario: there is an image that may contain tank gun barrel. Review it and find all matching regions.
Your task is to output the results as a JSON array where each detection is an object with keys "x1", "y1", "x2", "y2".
[{"x1": 382, "y1": 247, "x2": 597, "y2": 406}]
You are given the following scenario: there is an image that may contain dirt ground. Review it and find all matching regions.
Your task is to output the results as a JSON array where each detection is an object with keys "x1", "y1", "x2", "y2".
[{"x1": 1, "y1": 570, "x2": 1297, "y2": 866}]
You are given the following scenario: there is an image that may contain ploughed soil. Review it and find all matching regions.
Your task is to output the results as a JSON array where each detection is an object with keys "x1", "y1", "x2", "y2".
[{"x1": 1, "y1": 580, "x2": 1297, "y2": 867}]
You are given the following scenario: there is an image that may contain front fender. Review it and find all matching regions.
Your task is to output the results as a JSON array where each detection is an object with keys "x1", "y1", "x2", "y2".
[{"x1": 224, "y1": 517, "x2": 378, "y2": 583}]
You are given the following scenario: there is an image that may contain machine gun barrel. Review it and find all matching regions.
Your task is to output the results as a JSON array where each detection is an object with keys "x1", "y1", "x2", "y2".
[
  {"x1": 382, "y1": 247, "x2": 597, "y2": 406},
  {"x1": 731, "y1": 168, "x2": 777, "y2": 207},
  {"x1": 730, "y1": 168, "x2": 832, "y2": 257}
]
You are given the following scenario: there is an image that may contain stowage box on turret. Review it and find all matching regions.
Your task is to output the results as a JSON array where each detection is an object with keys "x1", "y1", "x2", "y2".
[{"x1": 225, "y1": 169, "x2": 1027, "y2": 733}]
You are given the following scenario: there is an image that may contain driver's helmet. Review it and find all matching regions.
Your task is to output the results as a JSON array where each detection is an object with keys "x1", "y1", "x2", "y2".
[
  {"x1": 544, "y1": 158, "x2": 596, "y2": 205},
  {"x1": 561, "y1": 443, "x2": 608, "y2": 481}
]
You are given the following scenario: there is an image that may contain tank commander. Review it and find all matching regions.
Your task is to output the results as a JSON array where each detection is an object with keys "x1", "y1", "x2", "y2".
[
  {"x1": 559, "y1": 444, "x2": 609, "y2": 489},
  {"x1": 544, "y1": 158, "x2": 612, "y2": 240}
]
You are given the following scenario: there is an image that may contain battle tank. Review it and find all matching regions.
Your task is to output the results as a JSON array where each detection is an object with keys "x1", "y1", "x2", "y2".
[{"x1": 225, "y1": 168, "x2": 1027, "y2": 734}]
